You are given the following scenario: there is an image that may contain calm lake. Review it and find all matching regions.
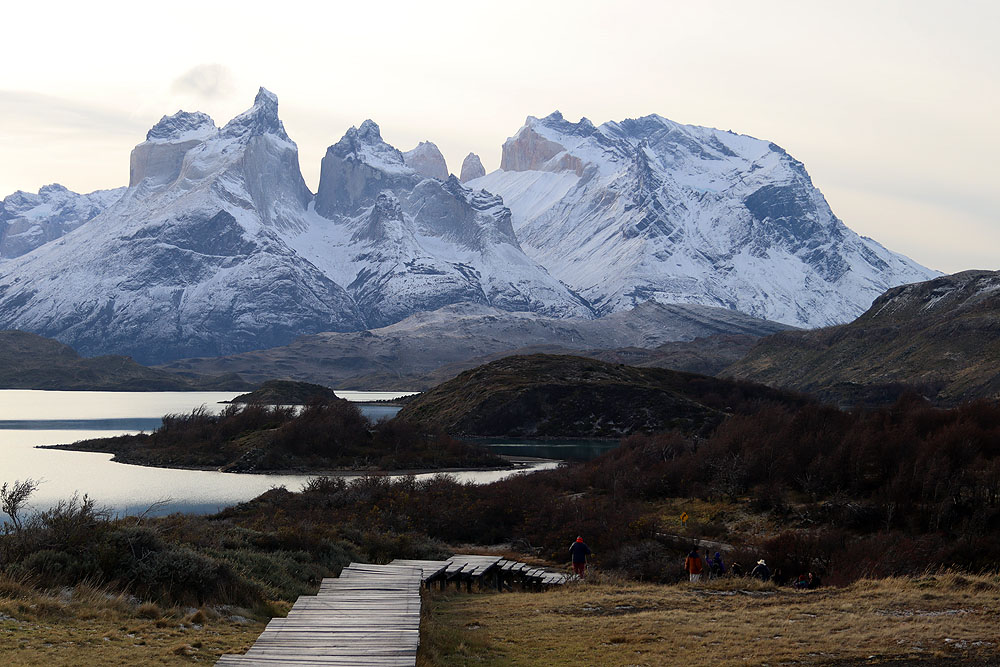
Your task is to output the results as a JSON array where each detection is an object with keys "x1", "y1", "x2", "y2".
[{"x1": 0, "y1": 390, "x2": 577, "y2": 519}]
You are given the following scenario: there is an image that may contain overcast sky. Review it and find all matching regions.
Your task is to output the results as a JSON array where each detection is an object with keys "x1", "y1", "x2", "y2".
[{"x1": 1, "y1": 0, "x2": 996, "y2": 273}]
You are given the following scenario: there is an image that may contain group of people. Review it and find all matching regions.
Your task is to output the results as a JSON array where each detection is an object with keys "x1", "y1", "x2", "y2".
[
  {"x1": 682, "y1": 547, "x2": 727, "y2": 582},
  {"x1": 684, "y1": 547, "x2": 822, "y2": 588},
  {"x1": 569, "y1": 538, "x2": 821, "y2": 589}
]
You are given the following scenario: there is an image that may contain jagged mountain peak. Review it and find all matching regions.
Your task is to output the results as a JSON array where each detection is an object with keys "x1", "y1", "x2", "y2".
[
  {"x1": 327, "y1": 120, "x2": 407, "y2": 175},
  {"x1": 530, "y1": 111, "x2": 601, "y2": 139},
  {"x1": 460, "y1": 153, "x2": 486, "y2": 183},
  {"x1": 403, "y1": 141, "x2": 448, "y2": 180},
  {"x1": 0, "y1": 183, "x2": 126, "y2": 259},
  {"x1": 357, "y1": 119, "x2": 383, "y2": 142},
  {"x1": 220, "y1": 87, "x2": 289, "y2": 141},
  {"x1": 145, "y1": 110, "x2": 216, "y2": 143}
]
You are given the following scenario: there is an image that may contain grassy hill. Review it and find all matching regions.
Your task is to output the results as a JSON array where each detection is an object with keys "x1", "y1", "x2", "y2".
[
  {"x1": 726, "y1": 270, "x2": 1000, "y2": 406},
  {"x1": 396, "y1": 353, "x2": 807, "y2": 438}
]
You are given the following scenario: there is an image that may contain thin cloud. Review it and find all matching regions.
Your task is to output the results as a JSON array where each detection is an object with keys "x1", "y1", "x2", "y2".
[
  {"x1": 171, "y1": 64, "x2": 236, "y2": 100},
  {"x1": 0, "y1": 90, "x2": 146, "y2": 136}
]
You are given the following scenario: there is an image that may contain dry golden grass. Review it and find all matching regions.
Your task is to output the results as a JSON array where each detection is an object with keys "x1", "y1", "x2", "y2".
[
  {"x1": 0, "y1": 577, "x2": 266, "y2": 665},
  {"x1": 419, "y1": 572, "x2": 1000, "y2": 666}
]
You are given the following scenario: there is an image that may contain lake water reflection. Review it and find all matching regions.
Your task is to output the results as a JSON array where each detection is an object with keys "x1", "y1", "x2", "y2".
[{"x1": 0, "y1": 390, "x2": 560, "y2": 518}]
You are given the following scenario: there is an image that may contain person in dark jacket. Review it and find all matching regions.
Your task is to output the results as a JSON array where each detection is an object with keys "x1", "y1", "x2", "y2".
[
  {"x1": 751, "y1": 559, "x2": 771, "y2": 581},
  {"x1": 569, "y1": 536, "x2": 592, "y2": 577},
  {"x1": 711, "y1": 552, "x2": 726, "y2": 576}
]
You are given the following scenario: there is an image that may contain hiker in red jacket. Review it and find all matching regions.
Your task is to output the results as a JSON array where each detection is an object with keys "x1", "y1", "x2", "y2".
[
  {"x1": 684, "y1": 547, "x2": 704, "y2": 582},
  {"x1": 569, "y1": 536, "x2": 592, "y2": 577}
]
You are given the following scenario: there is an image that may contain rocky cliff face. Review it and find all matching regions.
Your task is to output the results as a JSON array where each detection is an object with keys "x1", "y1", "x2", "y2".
[
  {"x1": 128, "y1": 111, "x2": 216, "y2": 187},
  {"x1": 403, "y1": 141, "x2": 449, "y2": 180},
  {"x1": 471, "y1": 112, "x2": 939, "y2": 328},
  {"x1": 460, "y1": 152, "x2": 486, "y2": 182}
]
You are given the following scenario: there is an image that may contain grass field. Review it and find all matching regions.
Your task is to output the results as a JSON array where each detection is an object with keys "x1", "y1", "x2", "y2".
[
  {"x1": 0, "y1": 576, "x2": 268, "y2": 665},
  {"x1": 418, "y1": 572, "x2": 1000, "y2": 666},
  {"x1": 4, "y1": 571, "x2": 1000, "y2": 665}
]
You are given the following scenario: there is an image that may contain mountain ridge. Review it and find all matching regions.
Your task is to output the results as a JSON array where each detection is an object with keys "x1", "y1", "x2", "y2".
[
  {"x1": 724, "y1": 270, "x2": 1000, "y2": 405},
  {"x1": 0, "y1": 91, "x2": 938, "y2": 365},
  {"x1": 469, "y1": 111, "x2": 939, "y2": 328}
]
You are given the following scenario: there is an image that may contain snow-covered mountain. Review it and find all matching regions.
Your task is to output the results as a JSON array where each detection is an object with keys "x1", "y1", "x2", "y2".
[
  {"x1": 0, "y1": 184, "x2": 125, "y2": 259},
  {"x1": 289, "y1": 121, "x2": 593, "y2": 327},
  {"x1": 0, "y1": 92, "x2": 942, "y2": 365},
  {"x1": 0, "y1": 89, "x2": 363, "y2": 363},
  {"x1": 469, "y1": 112, "x2": 939, "y2": 327},
  {"x1": 0, "y1": 91, "x2": 591, "y2": 362}
]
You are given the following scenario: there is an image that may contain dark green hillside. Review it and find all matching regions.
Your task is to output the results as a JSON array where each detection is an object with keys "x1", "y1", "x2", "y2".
[
  {"x1": 396, "y1": 353, "x2": 808, "y2": 437},
  {"x1": 0, "y1": 329, "x2": 251, "y2": 391},
  {"x1": 726, "y1": 270, "x2": 1000, "y2": 406}
]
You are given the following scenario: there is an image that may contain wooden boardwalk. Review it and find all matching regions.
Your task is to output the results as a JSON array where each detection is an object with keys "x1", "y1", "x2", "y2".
[
  {"x1": 217, "y1": 563, "x2": 423, "y2": 666},
  {"x1": 217, "y1": 555, "x2": 572, "y2": 665}
]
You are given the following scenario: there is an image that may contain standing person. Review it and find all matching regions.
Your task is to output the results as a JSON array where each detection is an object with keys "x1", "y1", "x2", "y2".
[
  {"x1": 751, "y1": 559, "x2": 771, "y2": 581},
  {"x1": 711, "y1": 552, "x2": 727, "y2": 576},
  {"x1": 684, "y1": 547, "x2": 704, "y2": 582},
  {"x1": 569, "y1": 536, "x2": 592, "y2": 578}
]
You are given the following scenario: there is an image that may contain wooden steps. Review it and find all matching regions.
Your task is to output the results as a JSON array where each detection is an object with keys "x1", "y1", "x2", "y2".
[
  {"x1": 217, "y1": 563, "x2": 423, "y2": 666},
  {"x1": 217, "y1": 555, "x2": 574, "y2": 665}
]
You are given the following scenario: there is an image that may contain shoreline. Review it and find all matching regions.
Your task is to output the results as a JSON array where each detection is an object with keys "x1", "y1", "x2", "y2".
[{"x1": 36, "y1": 443, "x2": 556, "y2": 476}]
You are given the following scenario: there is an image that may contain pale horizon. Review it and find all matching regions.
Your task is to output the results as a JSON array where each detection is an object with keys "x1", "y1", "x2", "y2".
[{"x1": 1, "y1": 0, "x2": 996, "y2": 275}]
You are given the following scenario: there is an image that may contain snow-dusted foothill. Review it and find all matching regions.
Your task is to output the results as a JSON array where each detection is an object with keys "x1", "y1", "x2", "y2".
[
  {"x1": 469, "y1": 112, "x2": 940, "y2": 327},
  {"x1": 0, "y1": 184, "x2": 125, "y2": 259}
]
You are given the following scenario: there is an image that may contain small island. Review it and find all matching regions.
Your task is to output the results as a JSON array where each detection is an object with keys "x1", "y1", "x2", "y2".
[
  {"x1": 226, "y1": 379, "x2": 343, "y2": 405},
  {"x1": 45, "y1": 399, "x2": 508, "y2": 473}
]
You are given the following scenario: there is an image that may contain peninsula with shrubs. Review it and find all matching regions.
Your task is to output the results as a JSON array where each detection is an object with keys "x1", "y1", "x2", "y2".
[{"x1": 46, "y1": 398, "x2": 507, "y2": 473}]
